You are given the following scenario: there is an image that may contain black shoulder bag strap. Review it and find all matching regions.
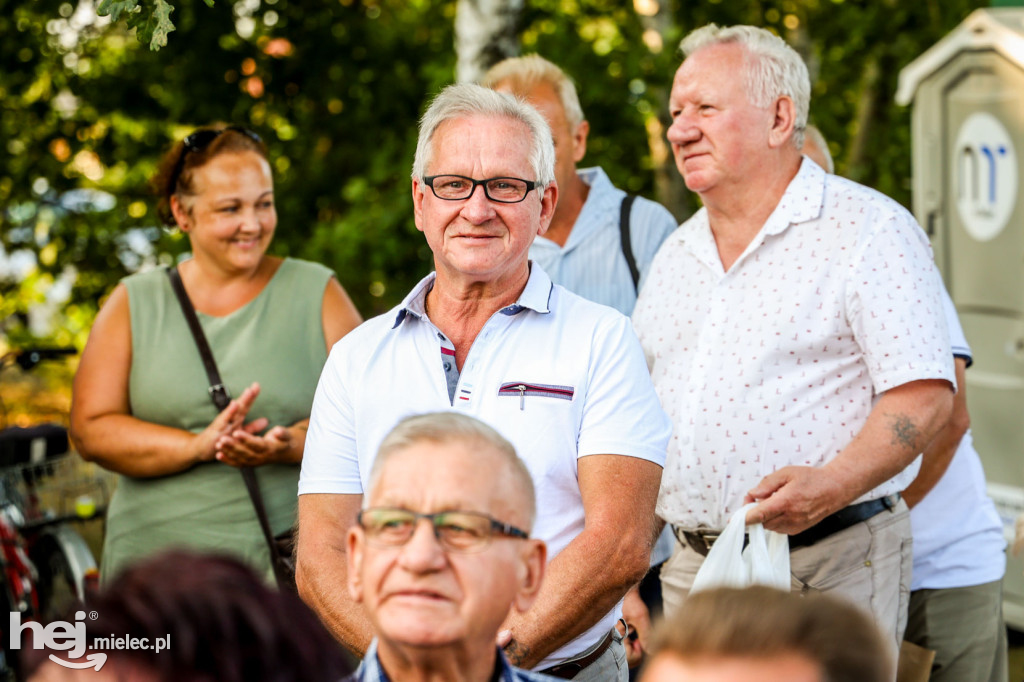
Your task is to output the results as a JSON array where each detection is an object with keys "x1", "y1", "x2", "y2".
[
  {"x1": 166, "y1": 266, "x2": 290, "y2": 588},
  {"x1": 619, "y1": 194, "x2": 640, "y2": 293}
]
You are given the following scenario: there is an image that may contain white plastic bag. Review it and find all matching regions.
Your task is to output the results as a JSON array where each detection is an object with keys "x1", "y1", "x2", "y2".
[{"x1": 689, "y1": 503, "x2": 791, "y2": 594}]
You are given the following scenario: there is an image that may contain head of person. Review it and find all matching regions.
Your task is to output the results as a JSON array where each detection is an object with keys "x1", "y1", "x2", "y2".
[
  {"x1": 410, "y1": 83, "x2": 557, "y2": 286},
  {"x1": 26, "y1": 551, "x2": 352, "y2": 682},
  {"x1": 801, "y1": 124, "x2": 834, "y2": 174},
  {"x1": 640, "y1": 586, "x2": 891, "y2": 682},
  {"x1": 482, "y1": 55, "x2": 589, "y2": 203},
  {"x1": 348, "y1": 412, "x2": 546, "y2": 660},
  {"x1": 153, "y1": 125, "x2": 275, "y2": 271},
  {"x1": 668, "y1": 24, "x2": 810, "y2": 196}
]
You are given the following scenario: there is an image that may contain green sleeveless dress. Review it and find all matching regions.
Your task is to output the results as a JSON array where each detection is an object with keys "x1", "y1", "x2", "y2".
[{"x1": 101, "y1": 258, "x2": 333, "y2": 583}]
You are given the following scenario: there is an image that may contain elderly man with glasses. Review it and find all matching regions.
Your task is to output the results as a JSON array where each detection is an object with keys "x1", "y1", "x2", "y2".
[
  {"x1": 344, "y1": 412, "x2": 554, "y2": 682},
  {"x1": 299, "y1": 83, "x2": 671, "y2": 681}
]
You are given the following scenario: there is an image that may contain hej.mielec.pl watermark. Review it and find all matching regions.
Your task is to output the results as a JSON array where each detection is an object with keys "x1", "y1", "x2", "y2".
[{"x1": 9, "y1": 610, "x2": 170, "y2": 671}]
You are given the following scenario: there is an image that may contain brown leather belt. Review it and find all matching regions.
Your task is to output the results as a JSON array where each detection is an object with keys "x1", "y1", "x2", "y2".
[
  {"x1": 673, "y1": 493, "x2": 902, "y2": 557},
  {"x1": 537, "y1": 630, "x2": 615, "y2": 679}
]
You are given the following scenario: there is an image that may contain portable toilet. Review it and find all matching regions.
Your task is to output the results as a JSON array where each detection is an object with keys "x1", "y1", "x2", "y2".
[{"x1": 897, "y1": 7, "x2": 1024, "y2": 629}]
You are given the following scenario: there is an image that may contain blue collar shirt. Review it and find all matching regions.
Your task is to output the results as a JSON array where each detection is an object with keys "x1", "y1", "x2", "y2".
[
  {"x1": 529, "y1": 166, "x2": 678, "y2": 315},
  {"x1": 346, "y1": 639, "x2": 560, "y2": 682}
]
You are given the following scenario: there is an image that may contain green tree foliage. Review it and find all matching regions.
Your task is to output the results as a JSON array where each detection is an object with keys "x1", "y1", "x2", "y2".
[{"x1": 1, "y1": 0, "x2": 990, "y2": 348}]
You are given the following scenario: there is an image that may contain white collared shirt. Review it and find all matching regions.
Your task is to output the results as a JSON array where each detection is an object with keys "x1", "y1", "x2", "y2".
[
  {"x1": 301, "y1": 263, "x2": 672, "y2": 668},
  {"x1": 632, "y1": 160, "x2": 954, "y2": 530}
]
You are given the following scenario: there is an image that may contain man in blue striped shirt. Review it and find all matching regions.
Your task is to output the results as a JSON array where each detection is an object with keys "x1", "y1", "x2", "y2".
[{"x1": 483, "y1": 55, "x2": 678, "y2": 316}]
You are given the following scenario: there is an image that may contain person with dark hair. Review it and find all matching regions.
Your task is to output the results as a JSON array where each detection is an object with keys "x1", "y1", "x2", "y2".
[
  {"x1": 640, "y1": 586, "x2": 891, "y2": 682},
  {"x1": 70, "y1": 125, "x2": 362, "y2": 582},
  {"x1": 25, "y1": 551, "x2": 353, "y2": 681}
]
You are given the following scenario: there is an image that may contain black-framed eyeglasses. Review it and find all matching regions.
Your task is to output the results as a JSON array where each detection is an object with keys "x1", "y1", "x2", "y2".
[
  {"x1": 423, "y1": 175, "x2": 538, "y2": 204},
  {"x1": 357, "y1": 507, "x2": 529, "y2": 553},
  {"x1": 169, "y1": 126, "x2": 262, "y2": 190}
]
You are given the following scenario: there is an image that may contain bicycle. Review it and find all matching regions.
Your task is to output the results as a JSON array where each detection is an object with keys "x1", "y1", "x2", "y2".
[{"x1": 0, "y1": 347, "x2": 109, "y2": 677}]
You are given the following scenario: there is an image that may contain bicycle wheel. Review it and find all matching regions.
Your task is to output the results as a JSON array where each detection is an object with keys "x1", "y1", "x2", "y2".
[{"x1": 29, "y1": 527, "x2": 96, "y2": 622}]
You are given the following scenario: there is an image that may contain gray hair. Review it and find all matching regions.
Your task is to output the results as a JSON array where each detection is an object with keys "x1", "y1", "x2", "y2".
[
  {"x1": 366, "y1": 412, "x2": 537, "y2": 528},
  {"x1": 680, "y1": 24, "x2": 810, "y2": 149},
  {"x1": 481, "y1": 54, "x2": 585, "y2": 128},
  {"x1": 411, "y1": 83, "x2": 556, "y2": 187},
  {"x1": 802, "y1": 124, "x2": 834, "y2": 174}
]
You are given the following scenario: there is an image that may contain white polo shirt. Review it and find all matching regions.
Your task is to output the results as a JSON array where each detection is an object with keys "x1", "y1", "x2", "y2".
[
  {"x1": 632, "y1": 159, "x2": 954, "y2": 531},
  {"x1": 910, "y1": 288, "x2": 1005, "y2": 590},
  {"x1": 301, "y1": 263, "x2": 672, "y2": 668}
]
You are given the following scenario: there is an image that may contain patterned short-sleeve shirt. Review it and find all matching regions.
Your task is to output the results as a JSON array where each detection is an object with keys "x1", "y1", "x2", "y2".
[{"x1": 632, "y1": 159, "x2": 954, "y2": 530}]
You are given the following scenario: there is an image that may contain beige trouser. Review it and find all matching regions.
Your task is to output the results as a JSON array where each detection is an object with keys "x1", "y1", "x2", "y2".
[{"x1": 661, "y1": 500, "x2": 912, "y2": 676}]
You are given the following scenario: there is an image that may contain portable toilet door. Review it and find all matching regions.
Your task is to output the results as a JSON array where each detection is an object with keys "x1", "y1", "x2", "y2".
[{"x1": 898, "y1": 7, "x2": 1024, "y2": 629}]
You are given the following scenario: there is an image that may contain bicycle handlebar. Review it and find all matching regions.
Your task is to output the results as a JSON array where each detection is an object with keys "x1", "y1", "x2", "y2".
[{"x1": 1, "y1": 347, "x2": 77, "y2": 372}]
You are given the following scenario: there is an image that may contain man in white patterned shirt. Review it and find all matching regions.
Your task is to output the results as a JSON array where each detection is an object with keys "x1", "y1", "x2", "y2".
[{"x1": 631, "y1": 23, "x2": 955, "y2": 657}]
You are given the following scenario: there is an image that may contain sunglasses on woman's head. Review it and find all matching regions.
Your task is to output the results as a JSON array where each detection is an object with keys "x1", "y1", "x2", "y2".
[{"x1": 170, "y1": 126, "x2": 263, "y2": 191}]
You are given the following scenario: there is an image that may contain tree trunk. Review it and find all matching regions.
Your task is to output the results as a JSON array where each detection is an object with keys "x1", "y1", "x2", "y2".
[
  {"x1": 847, "y1": 54, "x2": 881, "y2": 183},
  {"x1": 634, "y1": 0, "x2": 693, "y2": 223},
  {"x1": 454, "y1": 0, "x2": 524, "y2": 83}
]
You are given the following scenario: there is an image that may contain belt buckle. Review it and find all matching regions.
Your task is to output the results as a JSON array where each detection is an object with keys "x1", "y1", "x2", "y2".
[
  {"x1": 679, "y1": 528, "x2": 720, "y2": 554},
  {"x1": 696, "y1": 530, "x2": 719, "y2": 552}
]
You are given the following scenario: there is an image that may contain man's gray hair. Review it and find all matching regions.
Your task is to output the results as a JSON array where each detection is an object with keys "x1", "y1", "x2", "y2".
[
  {"x1": 411, "y1": 83, "x2": 556, "y2": 187},
  {"x1": 366, "y1": 412, "x2": 537, "y2": 528},
  {"x1": 680, "y1": 24, "x2": 810, "y2": 149},
  {"x1": 803, "y1": 124, "x2": 834, "y2": 174},
  {"x1": 481, "y1": 54, "x2": 585, "y2": 128}
]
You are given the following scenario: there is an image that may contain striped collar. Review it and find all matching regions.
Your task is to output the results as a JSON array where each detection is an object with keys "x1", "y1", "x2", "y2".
[{"x1": 392, "y1": 262, "x2": 555, "y2": 329}]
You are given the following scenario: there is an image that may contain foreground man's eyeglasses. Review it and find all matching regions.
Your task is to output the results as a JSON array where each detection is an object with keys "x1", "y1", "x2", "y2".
[
  {"x1": 423, "y1": 175, "x2": 538, "y2": 203},
  {"x1": 357, "y1": 507, "x2": 529, "y2": 553}
]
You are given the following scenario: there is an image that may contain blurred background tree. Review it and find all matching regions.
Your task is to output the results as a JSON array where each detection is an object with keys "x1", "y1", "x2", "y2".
[{"x1": 1, "y1": 0, "x2": 990, "y2": 353}]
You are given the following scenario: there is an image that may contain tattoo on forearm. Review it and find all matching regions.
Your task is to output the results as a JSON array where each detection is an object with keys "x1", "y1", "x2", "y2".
[
  {"x1": 889, "y1": 413, "x2": 921, "y2": 451},
  {"x1": 504, "y1": 639, "x2": 532, "y2": 667}
]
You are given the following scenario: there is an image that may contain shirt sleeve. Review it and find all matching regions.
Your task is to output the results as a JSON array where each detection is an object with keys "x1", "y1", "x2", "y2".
[
  {"x1": 845, "y1": 208, "x2": 955, "y2": 392},
  {"x1": 298, "y1": 336, "x2": 364, "y2": 495},
  {"x1": 576, "y1": 313, "x2": 672, "y2": 464},
  {"x1": 939, "y1": 283, "x2": 972, "y2": 365}
]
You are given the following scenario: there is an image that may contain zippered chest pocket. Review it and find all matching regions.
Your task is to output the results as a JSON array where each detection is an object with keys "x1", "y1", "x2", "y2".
[{"x1": 498, "y1": 381, "x2": 575, "y2": 411}]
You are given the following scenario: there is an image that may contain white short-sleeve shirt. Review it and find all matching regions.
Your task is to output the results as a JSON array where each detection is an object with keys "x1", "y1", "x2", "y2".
[
  {"x1": 910, "y1": 288, "x2": 1005, "y2": 590},
  {"x1": 301, "y1": 263, "x2": 672, "y2": 668},
  {"x1": 632, "y1": 160, "x2": 954, "y2": 530}
]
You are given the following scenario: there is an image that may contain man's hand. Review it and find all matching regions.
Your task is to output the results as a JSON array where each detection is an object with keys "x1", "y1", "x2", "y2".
[
  {"x1": 747, "y1": 380, "x2": 953, "y2": 535},
  {"x1": 496, "y1": 455, "x2": 661, "y2": 668},
  {"x1": 619, "y1": 586, "x2": 651, "y2": 668},
  {"x1": 744, "y1": 465, "x2": 844, "y2": 534}
]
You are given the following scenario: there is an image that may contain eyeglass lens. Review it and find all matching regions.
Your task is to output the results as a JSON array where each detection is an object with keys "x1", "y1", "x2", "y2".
[
  {"x1": 359, "y1": 508, "x2": 522, "y2": 552},
  {"x1": 428, "y1": 175, "x2": 533, "y2": 203}
]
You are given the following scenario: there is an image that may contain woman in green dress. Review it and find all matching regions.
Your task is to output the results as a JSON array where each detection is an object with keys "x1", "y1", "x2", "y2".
[{"x1": 70, "y1": 126, "x2": 362, "y2": 582}]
